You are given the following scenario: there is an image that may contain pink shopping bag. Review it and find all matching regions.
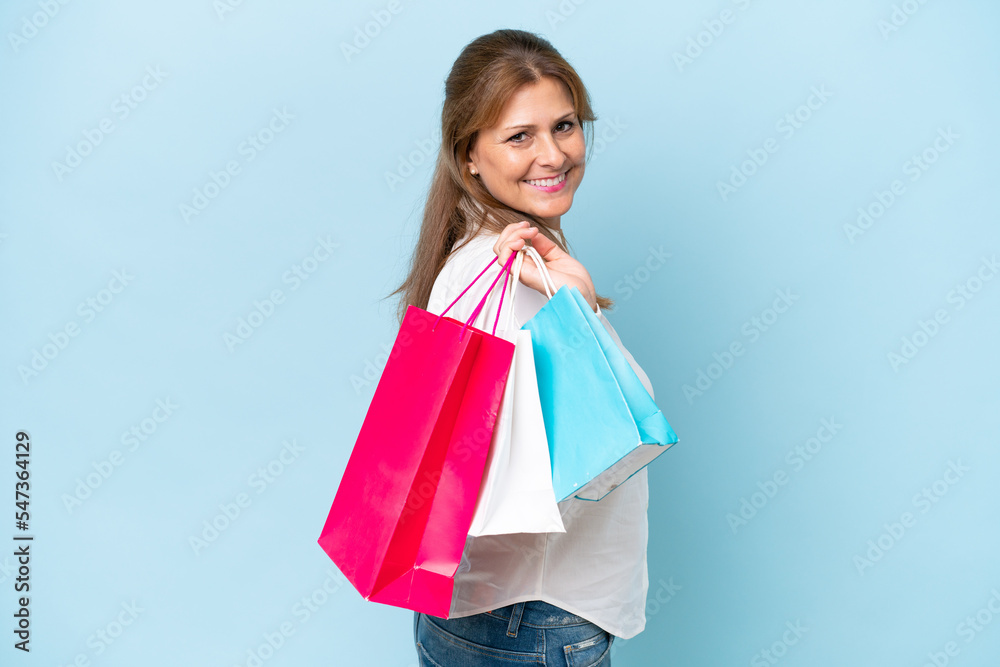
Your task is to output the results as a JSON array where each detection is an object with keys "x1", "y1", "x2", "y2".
[{"x1": 317, "y1": 251, "x2": 516, "y2": 617}]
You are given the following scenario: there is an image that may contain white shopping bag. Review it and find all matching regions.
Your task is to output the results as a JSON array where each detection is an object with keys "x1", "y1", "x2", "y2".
[{"x1": 468, "y1": 249, "x2": 565, "y2": 536}]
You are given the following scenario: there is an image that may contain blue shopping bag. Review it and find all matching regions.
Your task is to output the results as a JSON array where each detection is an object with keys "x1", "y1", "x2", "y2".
[{"x1": 519, "y1": 246, "x2": 679, "y2": 502}]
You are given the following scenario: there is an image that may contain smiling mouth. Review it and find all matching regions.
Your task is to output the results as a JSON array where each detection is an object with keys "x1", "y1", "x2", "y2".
[{"x1": 524, "y1": 170, "x2": 568, "y2": 187}]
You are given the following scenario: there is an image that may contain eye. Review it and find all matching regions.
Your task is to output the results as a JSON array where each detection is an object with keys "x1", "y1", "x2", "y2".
[{"x1": 508, "y1": 120, "x2": 575, "y2": 144}]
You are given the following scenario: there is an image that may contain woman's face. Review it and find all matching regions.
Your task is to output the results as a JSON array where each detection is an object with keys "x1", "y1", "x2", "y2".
[{"x1": 467, "y1": 76, "x2": 586, "y2": 229}]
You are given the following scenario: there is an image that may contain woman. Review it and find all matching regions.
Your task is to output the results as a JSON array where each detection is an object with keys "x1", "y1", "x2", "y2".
[{"x1": 389, "y1": 28, "x2": 658, "y2": 667}]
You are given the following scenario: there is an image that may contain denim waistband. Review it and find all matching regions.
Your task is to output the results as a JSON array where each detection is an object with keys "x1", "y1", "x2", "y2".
[{"x1": 485, "y1": 600, "x2": 594, "y2": 631}]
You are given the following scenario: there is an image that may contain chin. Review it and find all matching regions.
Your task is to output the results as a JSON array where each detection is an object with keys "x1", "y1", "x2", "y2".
[
  {"x1": 528, "y1": 207, "x2": 571, "y2": 224},
  {"x1": 535, "y1": 196, "x2": 574, "y2": 218}
]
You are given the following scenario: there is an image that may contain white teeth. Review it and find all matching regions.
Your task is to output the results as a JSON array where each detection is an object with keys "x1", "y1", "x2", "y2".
[{"x1": 526, "y1": 171, "x2": 566, "y2": 187}]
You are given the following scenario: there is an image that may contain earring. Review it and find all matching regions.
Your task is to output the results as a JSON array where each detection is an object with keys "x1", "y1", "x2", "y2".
[{"x1": 470, "y1": 167, "x2": 478, "y2": 176}]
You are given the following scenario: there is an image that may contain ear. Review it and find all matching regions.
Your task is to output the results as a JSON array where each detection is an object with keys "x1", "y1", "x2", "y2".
[{"x1": 466, "y1": 137, "x2": 480, "y2": 176}]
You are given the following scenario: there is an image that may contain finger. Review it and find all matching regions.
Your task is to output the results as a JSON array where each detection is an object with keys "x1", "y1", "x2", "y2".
[
  {"x1": 497, "y1": 221, "x2": 534, "y2": 246},
  {"x1": 499, "y1": 220, "x2": 531, "y2": 241},
  {"x1": 527, "y1": 228, "x2": 556, "y2": 257},
  {"x1": 494, "y1": 222, "x2": 524, "y2": 256},
  {"x1": 497, "y1": 235, "x2": 531, "y2": 265},
  {"x1": 494, "y1": 225, "x2": 538, "y2": 263}
]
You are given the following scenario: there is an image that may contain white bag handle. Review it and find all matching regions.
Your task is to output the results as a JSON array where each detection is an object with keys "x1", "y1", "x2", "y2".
[
  {"x1": 500, "y1": 244, "x2": 553, "y2": 325},
  {"x1": 496, "y1": 243, "x2": 559, "y2": 332},
  {"x1": 521, "y1": 244, "x2": 557, "y2": 298},
  {"x1": 523, "y1": 244, "x2": 558, "y2": 298}
]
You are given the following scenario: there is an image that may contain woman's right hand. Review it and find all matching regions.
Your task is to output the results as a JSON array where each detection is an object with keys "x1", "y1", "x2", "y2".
[{"x1": 493, "y1": 221, "x2": 598, "y2": 311}]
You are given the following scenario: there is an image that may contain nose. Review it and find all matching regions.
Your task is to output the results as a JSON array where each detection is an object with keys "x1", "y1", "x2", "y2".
[{"x1": 534, "y1": 131, "x2": 565, "y2": 169}]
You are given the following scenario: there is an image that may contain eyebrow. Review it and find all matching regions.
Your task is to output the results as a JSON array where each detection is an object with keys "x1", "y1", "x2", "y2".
[{"x1": 502, "y1": 110, "x2": 577, "y2": 132}]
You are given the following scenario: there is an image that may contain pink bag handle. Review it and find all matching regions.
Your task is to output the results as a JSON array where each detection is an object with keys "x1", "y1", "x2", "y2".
[{"x1": 434, "y1": 251, "x2": 517, "y2": 341}]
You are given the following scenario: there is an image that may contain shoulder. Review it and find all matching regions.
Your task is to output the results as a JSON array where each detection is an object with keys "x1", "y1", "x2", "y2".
[
  {"x1": 439, "y1": 232, "x2": 501, "y2": 283},
  {"x1": 448, "y1": 230, "x2": 500, "y2": 267},
  {"x1": 427, "y1": 231, "x2": 502, "y2": 316}
]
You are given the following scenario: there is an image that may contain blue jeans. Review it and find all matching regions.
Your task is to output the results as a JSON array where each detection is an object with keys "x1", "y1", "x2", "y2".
[{"x1": 414, "y1": 600, "x2": 614, "y2": 666}]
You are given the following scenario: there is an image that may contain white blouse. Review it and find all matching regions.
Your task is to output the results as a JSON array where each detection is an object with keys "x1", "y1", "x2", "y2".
[{"x1": 424, "y1": 230, "x2": 655, "y2": 640}]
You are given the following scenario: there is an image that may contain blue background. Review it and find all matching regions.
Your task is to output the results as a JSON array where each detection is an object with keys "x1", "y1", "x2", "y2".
[{"x1": 2, "y1": 0, "x2": 998, "y2": 665}]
